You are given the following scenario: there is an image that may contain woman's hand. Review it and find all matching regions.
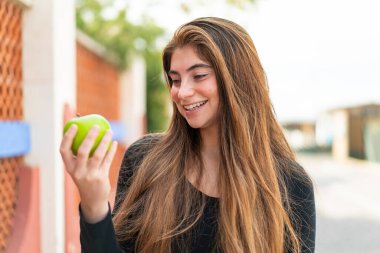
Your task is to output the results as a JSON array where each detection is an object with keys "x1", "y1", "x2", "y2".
[{"x1": 60, "y1": 124, "x2": 118, "y2": 223}]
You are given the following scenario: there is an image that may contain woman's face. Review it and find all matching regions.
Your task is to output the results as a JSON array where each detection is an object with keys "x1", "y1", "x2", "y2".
[{"x1": 169, "y1": 45, "x2": 220, "y2": 131}]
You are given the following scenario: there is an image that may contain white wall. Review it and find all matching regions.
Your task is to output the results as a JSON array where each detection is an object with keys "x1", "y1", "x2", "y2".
[
  {"x1": 120, "y1": 56, "x2": 146, "y2": 145},
  {"x1": 22, "y1": 0, "x2": 76, "y2": 252},
  {"x1": 332, "y1": 110, "x2": 349, "y2": 160}
]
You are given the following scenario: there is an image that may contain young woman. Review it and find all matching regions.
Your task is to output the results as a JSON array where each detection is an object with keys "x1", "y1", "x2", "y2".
[{"x1": 60, "y1": 17, "x2": 316, "y2": 253}]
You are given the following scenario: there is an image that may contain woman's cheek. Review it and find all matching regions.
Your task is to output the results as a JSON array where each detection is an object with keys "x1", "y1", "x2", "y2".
[{"x1": 170, "y1": 87, "x2": 179, "y2": 102}]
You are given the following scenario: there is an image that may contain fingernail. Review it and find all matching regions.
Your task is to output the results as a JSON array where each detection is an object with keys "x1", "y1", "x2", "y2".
[
  {"x1": 92, "y1": 125, "x2": 100, "y2": 132},
  {"x1": 70, "y1": 124, "x2": 78, "y2": 132},
  {"x1": 103, "y1": 130, "x2": 112, "y2": 139}
]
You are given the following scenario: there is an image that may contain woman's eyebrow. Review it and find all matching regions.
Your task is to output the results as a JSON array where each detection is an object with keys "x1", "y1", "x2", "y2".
[
  {"x1": 168, "y1": 63, "x2": 212, "y2": 75},
  {"x1": 186, "y1": 63, "x2": 212, "y2": 72}
]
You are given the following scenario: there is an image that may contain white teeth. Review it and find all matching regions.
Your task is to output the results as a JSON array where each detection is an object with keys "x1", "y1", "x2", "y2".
[{"x1": 184, "y1": 101, "x2": 207, "y2": 111}]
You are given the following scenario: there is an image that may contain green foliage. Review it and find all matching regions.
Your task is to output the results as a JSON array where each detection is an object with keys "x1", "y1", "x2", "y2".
[
  {"x1": 75, "y1": 0, "x2": 169, "y2": 132},
  {"x1": 76, "y1": 0, "x2": 164, "y2": 69},
  {"x1": 145, "y1": 51, "x2": 170, "y2": 133}
]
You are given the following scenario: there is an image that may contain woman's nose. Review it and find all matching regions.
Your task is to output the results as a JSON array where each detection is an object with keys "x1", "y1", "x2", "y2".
[{"x1": 178, "y1": 80, "x2": 194, "y2": 99}]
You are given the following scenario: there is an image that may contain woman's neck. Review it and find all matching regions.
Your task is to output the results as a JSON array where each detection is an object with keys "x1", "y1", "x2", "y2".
[
  {"x1": 200, "y1": 125, "x2": 219, "y2": 160},
  {"x1": 189, "y1": 125, "x2": 220, "y2": 198}
]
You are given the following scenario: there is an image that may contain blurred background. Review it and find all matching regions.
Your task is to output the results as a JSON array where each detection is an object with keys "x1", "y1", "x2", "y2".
[{"x1": 0, "y1": 0, "x2": 379, "y2": 252}]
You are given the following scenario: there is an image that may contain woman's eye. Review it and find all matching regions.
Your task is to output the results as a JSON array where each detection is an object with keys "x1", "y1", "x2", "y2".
[
  {"x1": 171, "y1": 79, "x2": 181, "y2": 86},
  {"x1": 194, "y1": 74, "x2": 207, "y2": 80}
]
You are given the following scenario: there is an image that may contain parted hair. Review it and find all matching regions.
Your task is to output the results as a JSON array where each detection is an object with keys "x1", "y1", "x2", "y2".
[{"x1": 113, "y1": 17, "x2": 305, "y2": 253}]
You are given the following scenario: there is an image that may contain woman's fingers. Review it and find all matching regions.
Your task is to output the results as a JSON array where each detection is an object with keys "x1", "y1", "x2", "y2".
[
  {"x1": 88, "y1": 129, "x2": 113, "y2": 169},
  {"x1": 101, "y1": 140, "x2": 118, "y2": 175},
  {"x1": 60, "y1": 124, "x2": 78, "y2": 172},
  {"x1": 75, "y1": 125, "x2": 100, "y2": 170}
]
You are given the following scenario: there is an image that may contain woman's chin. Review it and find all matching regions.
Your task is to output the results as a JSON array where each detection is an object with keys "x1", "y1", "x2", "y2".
[
  {"x1": 187, "y1": 122, "x2": 202, "y2": 129},
  {"x1": 187, "y1": 121, "x2": 213, "y2": 130}
]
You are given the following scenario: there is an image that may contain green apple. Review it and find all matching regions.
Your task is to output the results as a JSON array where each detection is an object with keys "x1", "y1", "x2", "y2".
[{"x1": 63, "y1": 114, "x2": 111, "y2": 157}]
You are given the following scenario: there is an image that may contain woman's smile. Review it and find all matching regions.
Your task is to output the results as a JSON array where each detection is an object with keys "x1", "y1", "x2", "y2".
[{"x1": 183, "y1": 100, "x2": 208, "y2": 111}]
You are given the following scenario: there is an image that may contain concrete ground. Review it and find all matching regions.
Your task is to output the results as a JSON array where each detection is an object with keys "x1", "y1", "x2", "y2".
[{"x1": 297, "y1": 153, "x2": 380, "y2": 253}]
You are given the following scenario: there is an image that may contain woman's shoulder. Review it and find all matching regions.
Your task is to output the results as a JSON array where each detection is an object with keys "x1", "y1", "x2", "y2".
[
  {"x1": 128, "y1": 133, "x2": 164, "y2": 149},
  {"x1": 280, "y1": 159, "x2": 316, "y2": 252},
  {"x1": 122, "y1": 133, "x2": 164, "y2": 164},
  {"x1": 116, "y1": 134, "x2": 164, "y2": 196},
  {"x1": 114, "y1": 134, "x2": 164, "y2": 213},
  {"x1": 279, "y1": 159, "x2": 314, "y2": 201},
  {"x1": 120, "y1": 133, "x2": 166, "y2": 169}
]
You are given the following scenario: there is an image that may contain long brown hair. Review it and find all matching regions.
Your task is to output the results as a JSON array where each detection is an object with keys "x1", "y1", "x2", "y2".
[{"x1": 114, "y1": 17, "x2": 303, "y2": 253}]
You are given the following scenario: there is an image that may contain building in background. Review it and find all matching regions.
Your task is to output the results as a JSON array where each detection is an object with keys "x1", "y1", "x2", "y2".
[
  {"x1": 316, "y1": 103, "x2": 380, "y2": 162},
  {"x1": 282, "y1": 103, "x2": 380, "y2": 164},
  {"x1": 282, "y1": 121, "x2": 316, "y2": 151},
  {"x1": 0, "y1": 0, "x2": 146, "y2": 252}
]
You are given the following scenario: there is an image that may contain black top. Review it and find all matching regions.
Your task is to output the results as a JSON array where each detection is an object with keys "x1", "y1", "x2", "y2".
[{"x1": 80, "y1": 134, "x2": 316, "y2": 253}]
